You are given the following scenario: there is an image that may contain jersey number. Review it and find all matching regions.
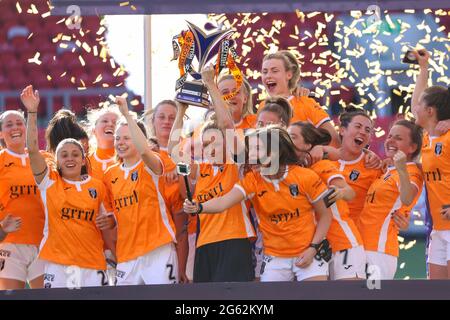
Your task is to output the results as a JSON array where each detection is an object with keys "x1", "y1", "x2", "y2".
[{"x1": 0, "y1": 259, "x2": 4, "y2": 272}]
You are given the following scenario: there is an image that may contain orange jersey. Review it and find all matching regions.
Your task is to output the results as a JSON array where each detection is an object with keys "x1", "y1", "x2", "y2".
[
  {"x1": 0, "y1": 149, "x2": 45, "y2": 246},
  {"x1": 236, "y1": 165, "x2": 328, "y2": 257},
  {"x1": 235, "y1": 114, "x2": 257, "y2": 130},
  {"x1": 288, "y1": 96, "x2": 331, "y2": 127},
  {"x1": 358, "y1": 163, "x2": 423, "y2": 257},
  {"x1": 311, "y1": 160, "x2": 363, "y2": 252},
  {"x1": 38, "y1": 170, "x2": 112, "y2": 270},
  {"x1": 194, "y1": 164, "x2": 255, "y2": 248},
  {"x1": 104, "y1": 159, "x2": 176, "y2": 263},
  {"x1": 335, "y1": 153, "x2": 382, "y2": 223},
  {"x1": 258, "y1": 96, "x2": 330, "y2": 127},
  {"x1": 421, "y1": 131, "x2": 450, "y2": 230},
  {"x1": 88, "y1": 147, "x2": 116, "y2": 180}
]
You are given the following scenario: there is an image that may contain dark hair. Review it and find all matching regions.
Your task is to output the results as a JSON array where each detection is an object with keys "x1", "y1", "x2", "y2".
[
  {"x1": 259, "y1": 97, "x2": 293, "y2": 127},
  {"x1": 290, "y1": 121, "x2": 332, "y2": 149},
  {"x1": 46, "y1": 109, "x2": 89, "y2": 154},
  {"x1": 263, "y1": 51, "x2": 301, "y2": 92},
  {"x1": 245, "y1": 125, "x2": 307, "y2": 173},
  {"x1": 339, "y1": 106, "x2": 372, "y2": 128},
  {"x1": 55, "y1": 138, "x2": 89, "y2": 176},
  {"x1": 421, "y1": 86, "x2": 450, "y2": 121},
  {"x1": 0, "y1": 110, "x2": 25, "y2": 148},
  {"x1": 393, "y1": 119, "x2": 423, "y2": 160}
]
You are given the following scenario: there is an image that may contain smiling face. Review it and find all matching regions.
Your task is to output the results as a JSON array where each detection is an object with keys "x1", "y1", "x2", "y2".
[
  {"x1": 114, "y1": 124, "x2": 139, "y2": 161},
  {"x1": 261, "y1": 58, "x2": 292, "y2": 96},
  {"x1": 218, "y1": 78, "x2": 247, "y2": 123},
  {"x1": 384, "y1": 125, "x2": 416, "y2": 160},
  {"x1": 56, "y1": 142, "x2": 86, "y2": 180},
  {"x1": 340, "y1": 115, "x2": 373, "y2": 155},
  {"x1": 0, "y1": 113, "x2": 26, "y2": 150},
  {"x1": 153, "y1": 103, "x2": 177, "y2": 141},
  {"x1": 94, "y1": 112, "x2": 118, "y2": 149}
]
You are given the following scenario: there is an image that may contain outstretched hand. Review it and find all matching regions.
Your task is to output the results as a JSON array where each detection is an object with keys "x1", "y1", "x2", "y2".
[
  {"x1": 0, "y1": 214, "x2": 22, "y2": 234},
  {"x1": 115, "y1": 96, "x2": 129, "y2": 117},
  {"x1": 20, "y1": 85, "x2": 40, "y2": 113}
]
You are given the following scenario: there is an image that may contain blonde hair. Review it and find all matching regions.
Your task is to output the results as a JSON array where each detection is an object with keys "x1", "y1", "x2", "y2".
[
  {"x1": 218, "y1": 74, "x2": 254, "y2": 118},
  {"x1": 143, "y1": 100, "x2": 178, "y2": 138},
  {"x1": 85, "y1": 103, "x2": 121, "y2": 150},
  {"x1": 263, "y1": 50, "x2": 301, "y2": 93}
]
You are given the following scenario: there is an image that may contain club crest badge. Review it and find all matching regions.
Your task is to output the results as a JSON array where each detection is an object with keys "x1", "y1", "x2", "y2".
[
  {"x1": 88, "y1": 188, "x2": 97, "y2": 199},
  {"x1": 131, "y1": 171, "x2": 138, "y2": 181},
  {"x1": 289, "y1": 184, "x2": 299, "y2": 197},
  {"x1": 435, "y1": 143, "x2": 443, "y2": 156},
  {"x1": 349, "y1": 169, "x2": 360, "y2": 181}
]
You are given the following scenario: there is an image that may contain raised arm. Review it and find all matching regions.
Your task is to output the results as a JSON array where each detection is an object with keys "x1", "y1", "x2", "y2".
[
  {"x1": 394, "y1": 151, "x2": 418, "y2": 206},
  {"x1": 168, "y1": 101, "x2": 189, "y2": 164},
  {"x1": 183, "y1": 186, "x2": 245, "y2": 214},
  {"x1": 319, "y1": 121, "x2": 341, "y2": 148},
  {"x1": 201, "y1": 65, "x2": 235, "y2": 130},
  {"x1": 411, "y1": 49, "x2": 430, "y2": 115},
  {"x1": 116, "y1": 96, "x2": 162, "y2": 175},
  {"x1": 328, "y1": 177, "x2": 356, "y2": 203},
  {"x1": 21, "y1": 85, "x2": 47, "y2": 184}
]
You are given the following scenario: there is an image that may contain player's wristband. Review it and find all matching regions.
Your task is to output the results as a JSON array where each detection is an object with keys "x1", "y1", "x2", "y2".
[{"x1": 196, "y1": 203, "x2": 203, "y2": 215}]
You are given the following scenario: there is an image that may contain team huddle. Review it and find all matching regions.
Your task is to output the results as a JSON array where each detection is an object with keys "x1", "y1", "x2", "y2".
[{"x1": 0, "y1": 48, "x2": 449, "y2": 290}]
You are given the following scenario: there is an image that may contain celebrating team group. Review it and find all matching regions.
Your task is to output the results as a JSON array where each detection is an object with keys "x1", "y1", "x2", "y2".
[{"x1": 0, "y1": 47, "x2": 449, "y2": 290}]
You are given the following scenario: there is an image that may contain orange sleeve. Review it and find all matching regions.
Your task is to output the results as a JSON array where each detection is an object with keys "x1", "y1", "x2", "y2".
[
  {"x1": 100, "y1": 181, "x2": 114, "y2": 215},
  {"x1": 408, "y1": 166, "x2": 424, "y2": 191},
  {"x1": 301, "y1": 169, "x2": 328, "y2": 203},
  {"x1": 313, "y1": 160, "x2": 344, "y2": 186},
  {"x1": 303, "y1": 97, "x2": 331, "y2": 128}
]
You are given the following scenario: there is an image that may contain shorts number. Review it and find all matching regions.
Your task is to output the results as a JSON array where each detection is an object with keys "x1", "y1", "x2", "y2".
[
  {"x1": 97, "y1": 271, "x2": 109, "y2": 286},
  {"x1": 166, "y1": 264, "x2": 176, "y2": 281},
  {"x1": 0, "y1": 259, "x2": 4, "y2": 272}
]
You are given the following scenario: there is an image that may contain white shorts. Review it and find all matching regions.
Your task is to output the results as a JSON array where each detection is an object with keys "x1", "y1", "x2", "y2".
[
  {"x1": 116, "y1": 243, "x2": 178, "y2": 286},
  {"x1": 365, "y1": 251, "x2": 398, "y2": 280},
  {"x1": 186, "y1": 233, "x2": 196, "y2": 281},
  {"x1": 0, "y1": 243, "x2": 44, "y2": 283},
  {"x1": 260, "y1": 254, "x2": 328, "y2": 282},
  {"x1": 43, "y1": 262, "x2": 106, "y2": 289},
  {"x1": 329, "y1": 245, "x2": 366, "y2": 280},
  {"x1": 427, "y1": 230, "x2": 450, "y2": 266}
]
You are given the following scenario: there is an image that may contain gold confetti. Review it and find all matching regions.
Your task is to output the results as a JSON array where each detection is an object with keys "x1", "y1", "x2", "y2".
[
  {"x1": 16, "y1": 2, "x2": 22, "y2": 13},
  {"x1": 60, "y1": 72, "x2": 67, "y2": 77},
  {"x1": 375, "y1": 129, "x2": 385, "y2": 138},
  {"x1": 400, "y1": 262, "x2": 405, "y2": 269},
  {"x1": 130, "y1": 99, "x2": 139, "y2": 106},
  {"x1": 47, "y1": 75, "x2": 52, "y2": 81},
  {"x1": 119, "y1": 1, "x2": 130, "y2": 6},
  {"x1": 27, "y1": 33, "x2": 34, "y2": 40},
  {"x1": 79, "y1": 55, "x2": 86, "y2": 66},
  {"x1": 28, "y1": 52, "x2": 42, "y2": 65},
  {"x1": 41, "y1": 11, "x2": 51, "y2": 18}
]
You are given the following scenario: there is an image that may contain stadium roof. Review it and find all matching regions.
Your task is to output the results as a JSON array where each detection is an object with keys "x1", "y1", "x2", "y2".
[{"x1": 51, "y1": 0, "x2": 449, "y2": 15}]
